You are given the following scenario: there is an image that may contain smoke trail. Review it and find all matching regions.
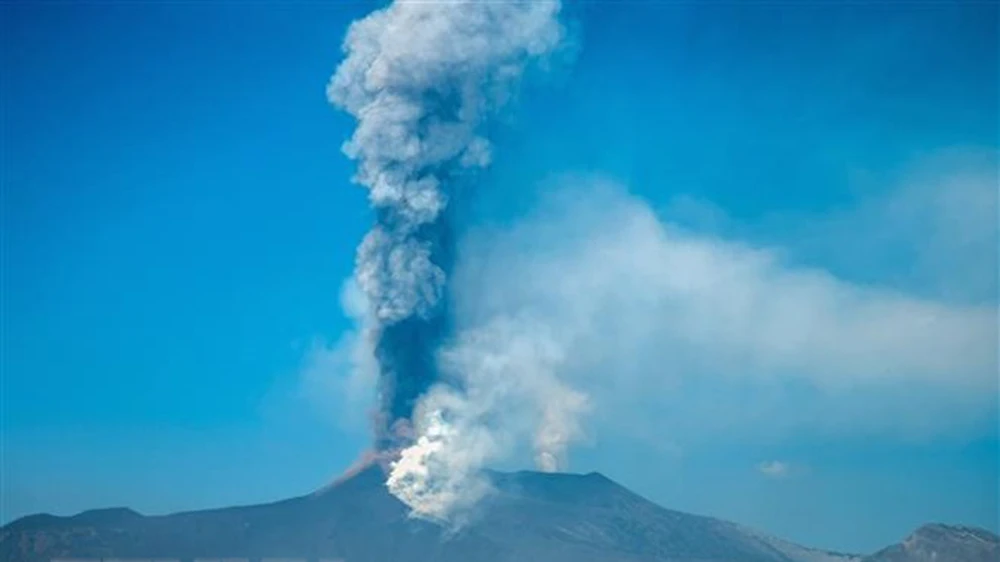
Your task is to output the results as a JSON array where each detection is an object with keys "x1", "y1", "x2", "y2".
[{"x1": 327, "y1": 0, "x2": 568, "y2": 507}]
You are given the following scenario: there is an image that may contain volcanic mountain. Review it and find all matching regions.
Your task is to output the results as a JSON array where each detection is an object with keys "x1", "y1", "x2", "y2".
[{"x1": 1, "y1": 467, "x2": 995, "y2": 562}]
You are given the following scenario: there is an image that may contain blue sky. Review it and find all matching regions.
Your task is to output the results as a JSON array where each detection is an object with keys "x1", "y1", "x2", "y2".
[{"x1": 2, "y1": 0, "x2": 997, "y2": 554}]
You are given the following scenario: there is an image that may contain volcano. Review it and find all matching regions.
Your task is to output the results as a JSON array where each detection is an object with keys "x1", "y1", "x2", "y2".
[{"x1": 1, "y1": 467, "x2": 995, "y2": 562}]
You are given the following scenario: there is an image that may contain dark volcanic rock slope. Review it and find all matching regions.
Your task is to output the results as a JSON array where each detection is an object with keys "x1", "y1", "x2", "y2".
[{"x1": 1, "y1": 467, "x2": 993, "y2": 562}]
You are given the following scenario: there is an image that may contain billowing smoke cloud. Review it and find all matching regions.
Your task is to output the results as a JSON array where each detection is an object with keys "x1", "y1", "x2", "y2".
[
  {"x1": 327, "y1": 0, "x2": 568, "y2": 519},
  {"x1": 385, "y1": 315, "x2": 588, "y2": 520}
]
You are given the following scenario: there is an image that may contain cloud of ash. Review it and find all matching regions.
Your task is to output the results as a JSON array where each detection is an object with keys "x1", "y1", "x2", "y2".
[
  {"x1": 322, "y1": 0, "x2": 996, "y2": 520},
  {"x1": 326, "y1": 0, "x2": 569, "y2": 521}
]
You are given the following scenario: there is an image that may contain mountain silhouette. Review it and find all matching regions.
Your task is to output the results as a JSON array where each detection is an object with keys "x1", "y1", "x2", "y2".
[{"x1": 2, "y1": 467, "x2": 995, "y2": 562}]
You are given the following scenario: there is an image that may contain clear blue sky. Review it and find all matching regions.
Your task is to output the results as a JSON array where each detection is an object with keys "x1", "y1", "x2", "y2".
[{"x1": 2, "y1": 0, "x2": 997, "y2": 555}]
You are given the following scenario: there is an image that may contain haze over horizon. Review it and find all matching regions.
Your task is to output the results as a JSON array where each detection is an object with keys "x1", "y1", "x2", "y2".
[{"x1": 2, "y1": 0, "x2": 997, "y2": 555}]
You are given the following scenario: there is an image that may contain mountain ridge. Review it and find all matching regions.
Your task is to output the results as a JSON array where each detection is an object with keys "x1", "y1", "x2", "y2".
[{"x1": 2, "y1": 466, "x2": 995, "y2": 562}]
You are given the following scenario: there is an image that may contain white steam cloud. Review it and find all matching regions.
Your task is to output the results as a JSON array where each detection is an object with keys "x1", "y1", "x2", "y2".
[
  {"x1": 386, "y1": 316, "x2": 588, "y2": 520},
  {"x1": 451, "y1": 178, "x2": 997, "y2": 445}
]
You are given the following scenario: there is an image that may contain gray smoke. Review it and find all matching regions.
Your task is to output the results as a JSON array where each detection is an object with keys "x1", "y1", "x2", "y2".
[{"x1": 327, "y1": 0, "x2": 568, "y2": 517}]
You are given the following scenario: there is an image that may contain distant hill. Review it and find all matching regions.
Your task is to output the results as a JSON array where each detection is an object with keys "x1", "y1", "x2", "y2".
[
  {"x1": 1, "y1": 466, "x2": 995, "y2": 562},
  {"x1": 862, "y1": 523, "x2": 999, "y2": 562}
]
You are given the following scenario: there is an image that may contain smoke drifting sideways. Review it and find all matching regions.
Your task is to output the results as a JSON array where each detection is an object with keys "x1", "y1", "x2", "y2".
[{"x1": 327, "y1": 0, "x2": 576, "y2": 521}]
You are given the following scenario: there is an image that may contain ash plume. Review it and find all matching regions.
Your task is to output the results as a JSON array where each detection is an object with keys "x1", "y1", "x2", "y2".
[{"x1": 327, "y1": 0, "x2": 569, "y2": 518}]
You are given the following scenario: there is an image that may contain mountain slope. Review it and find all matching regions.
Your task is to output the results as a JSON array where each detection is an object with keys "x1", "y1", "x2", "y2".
[
  {"x1": 862, "y1": 523, "x2": 999, "y2": 562},
  {"x1": 476, "y1": 470, "x2": 854, "y2": 562},
  {"x1": 0, "y1": 467, "x2": 991, "y2": 562}
]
